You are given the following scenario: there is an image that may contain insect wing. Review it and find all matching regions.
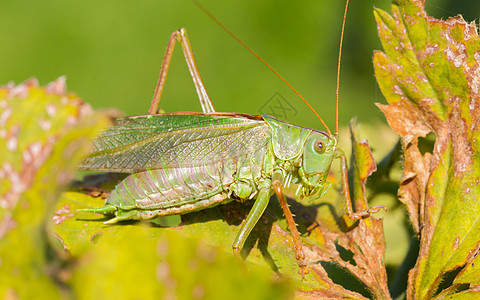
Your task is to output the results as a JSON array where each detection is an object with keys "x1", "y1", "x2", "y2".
[{"x1": 79, "y1": 113, "x2": 270, "y2": 173}]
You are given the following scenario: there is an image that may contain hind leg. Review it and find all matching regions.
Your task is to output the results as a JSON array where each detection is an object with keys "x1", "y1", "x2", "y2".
[{"x1": 149, "y1": 28, "x2": 216, "y2": 114}]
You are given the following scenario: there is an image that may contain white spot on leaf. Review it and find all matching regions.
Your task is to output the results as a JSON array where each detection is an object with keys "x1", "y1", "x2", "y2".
[
  {"x1": 6, "y1": 137, "x2": 17, "y2": 151},
  {"x1": 9, "y1": 85, "x2": 27, "y2": 99},
  {"x1": 46, "y1": 76, "x2": 66, "y2": 94},
  {"x1": 52, "y1": 205, "x2": 74, "y2": 225},
  {"x1": 45, "y1": 104, "x2": 57, "y2": 117},
  {"x1": 393, "y1": 85, "x2": 404, "y2": 96},
  {"x1": 38, "y1": 119, "x2": 51, "y2": 131},
  {"x1": 66, "y1": 115, "x2": 76, "y2": 127},
  {"x1": 0, "y1": 108, "x2": 12, "y2": 126},
  {"x1": 22, "y1": 150, "x2": 32, "y2": 164},
  {"x1": 30, "y1": 142, "x2": 42, "y2": 157}
]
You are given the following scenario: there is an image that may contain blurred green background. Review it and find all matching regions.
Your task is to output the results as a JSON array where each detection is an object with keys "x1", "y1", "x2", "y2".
[{"x1": 0, "y1": 0, "x2": 477, "y2": 131}]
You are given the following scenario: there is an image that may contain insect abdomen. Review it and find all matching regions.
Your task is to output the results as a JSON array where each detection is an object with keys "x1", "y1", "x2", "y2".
[
  {"x1": 106, "y1": 162, "x2": 231, "y2": 213},
  {"x1": 106, "y1": 146, "x2": 269, "y2": 217}
]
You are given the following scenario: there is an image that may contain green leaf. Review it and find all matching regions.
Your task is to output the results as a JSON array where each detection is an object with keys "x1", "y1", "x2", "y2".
[
  {"x1": 374, "y1": 0, "x2": 480, "y2": 298},
  {"x1": 71, "y1": 225, "x2": 293, "y2": 300},
  {"x1": 0, "y1": 78, "x2": 111, "y2": 298},
  {"x1": 53, "y1": 191, "x2": 294, "y2": 299}
]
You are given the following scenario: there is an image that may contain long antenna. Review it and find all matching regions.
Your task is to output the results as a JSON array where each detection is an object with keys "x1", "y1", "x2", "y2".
[
  {"x1": 336, "y1": 0, "x2": 350, "y2": 135},
  {"x1": 192, "y1": 0, "x2": 332, "y2": 136}
]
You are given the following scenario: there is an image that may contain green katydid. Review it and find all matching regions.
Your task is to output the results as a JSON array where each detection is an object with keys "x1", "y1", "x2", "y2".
[{"x1": 78, "y1": 0, "x2": 383, "y2": 276}]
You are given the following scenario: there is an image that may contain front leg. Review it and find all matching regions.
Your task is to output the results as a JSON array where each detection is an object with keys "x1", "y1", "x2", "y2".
[
  {"x1": 336, "y1": 149, "x2": 385, "y2": 220},
  {"x1": 232, "y1": 184, "x2": 272, "y2": 254},
  {"x1": 232, "y1": 178, "x2": 308, "y2": 278}
]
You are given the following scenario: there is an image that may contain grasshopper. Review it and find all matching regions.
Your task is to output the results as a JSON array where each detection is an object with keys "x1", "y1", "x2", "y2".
[{"x1": 79, "y1": 0, "x2": 383, "y2": 276}]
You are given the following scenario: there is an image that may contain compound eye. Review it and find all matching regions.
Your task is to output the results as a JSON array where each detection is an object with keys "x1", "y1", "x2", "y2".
[{"x1": 314, "y1": 140, "x2": 325, "y2": 153}]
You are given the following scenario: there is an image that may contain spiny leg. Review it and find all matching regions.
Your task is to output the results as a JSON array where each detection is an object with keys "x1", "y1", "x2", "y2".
[
  {"x1": 272, "y1": 177, "x2": 308, "y2": 278},
  {"x1": 149, "y1": 28, "x2": 216, "y2": 115},
  {"x1": 336, "y1": 149, "x2": 385, "y2": 220}
]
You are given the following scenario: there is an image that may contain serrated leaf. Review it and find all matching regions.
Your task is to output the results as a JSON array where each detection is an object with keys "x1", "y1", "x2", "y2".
[
  {"x1": 374, "y1": 0, "x2": 480, "y2": 298},
  {"x1": 0, "y1": 78, "x2": 111, "y2": 298}
]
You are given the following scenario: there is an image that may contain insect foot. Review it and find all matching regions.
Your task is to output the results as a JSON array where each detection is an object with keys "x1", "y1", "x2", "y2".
[
  {"x1": 80, "y1": 186, "x2": 110, "y2": 199},
  {"x1": 347, "y1": 205, "x2": 387, "y2": 221}
]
